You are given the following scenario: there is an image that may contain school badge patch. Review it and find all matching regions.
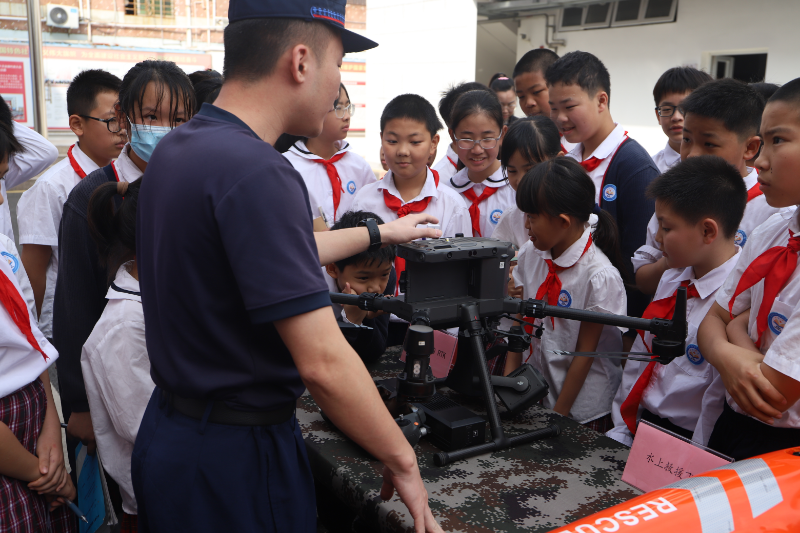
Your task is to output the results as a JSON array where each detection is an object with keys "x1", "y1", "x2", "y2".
[
  {"x1": 734, "y1": 229, "x2": 747, "y2": 247},
  {"x1": 768, "y1": 312, "x2": 787, "y2": 335},
  {"x1": 686, "y1": 344, "x2": 704, "y2": 365},
  {"x1": 1, "y1": 251, "x2": 18, "y2": 273},
  {"x1": 346, "y1": 181, "x2": 356, "y2": 194},
  {"x1": 602, "y1": 184, "x2": 617, "y2": 202},
  {"x1": 558, "y1": 290, "x2": 572, "y2": 308},
  {"x1": 490, "y1": 209, "x2": 503, "y2": 225}
]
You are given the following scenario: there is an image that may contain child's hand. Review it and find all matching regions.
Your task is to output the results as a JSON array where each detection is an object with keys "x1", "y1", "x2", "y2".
[
  {"x1": 45, "y1": 476, "x2": 77, "y2": 512},
  {"x1": 29, "y1": 418, "x2": 68, "y2": 495},
  {"x1": 342, "y1": 283, "x2": 368, "y2": 325},
  {"x1": 718, "y1": 344, "x2": 787, "y2": 424},
  {"x1": 508, "y1": 276, "x2": 523, "y2": 299}
]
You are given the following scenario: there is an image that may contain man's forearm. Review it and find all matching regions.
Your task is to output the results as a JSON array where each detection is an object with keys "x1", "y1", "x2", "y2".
[
  {"x1": 315, "y1": 227, "x2": 371, "y2": 266},
  {"x1": 20, "y1": 243, "x2": 51, "y2": 316}
]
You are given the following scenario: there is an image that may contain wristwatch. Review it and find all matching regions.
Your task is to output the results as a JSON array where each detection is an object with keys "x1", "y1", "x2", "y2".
[{"x1": 358, "y1": 218, "x2": 382, "y2": 253}]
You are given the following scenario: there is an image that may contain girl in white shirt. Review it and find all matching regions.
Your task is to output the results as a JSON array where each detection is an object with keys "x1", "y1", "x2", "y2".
[
  {"x1": 494, "y1": 115, "x2": 564, "y2": 250},
  {"x1": 283, "y1": 83, "x2": 375, "y2": 225},
  {"x1": 81, "y1": 180, "x2": 151, "y2": 530},
  {"x1": 506, "y1": 157, "x2": 628, "y2": 432}
]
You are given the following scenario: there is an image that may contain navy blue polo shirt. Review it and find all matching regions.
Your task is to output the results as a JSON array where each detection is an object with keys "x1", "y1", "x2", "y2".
[{"x1": 136, "y1": 103, "x2": 331, "y2": 411}]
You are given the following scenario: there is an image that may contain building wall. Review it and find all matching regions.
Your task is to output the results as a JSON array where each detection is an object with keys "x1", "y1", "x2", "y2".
[{"x1": 516, "y1": 0, "x2": 800, "y2": 155}]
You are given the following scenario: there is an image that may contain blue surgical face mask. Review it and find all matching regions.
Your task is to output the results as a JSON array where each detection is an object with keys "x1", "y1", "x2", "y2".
[{"x1": 128, "y1": 118, "x2": 172, "y2": 162}]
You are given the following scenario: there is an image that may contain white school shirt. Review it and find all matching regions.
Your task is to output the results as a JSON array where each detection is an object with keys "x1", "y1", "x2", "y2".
[
  {"x1": 631, "y1": 168, "x2": 790, "y2": 272},
  {"x1": 512, "y1": 217, "x2": 627, "y2": 423},
  {"x1": 0, "y1": 123, "x2": 59, "y2": 242},
  {"x1": 566, "y1": 123, "x2": 627, "y2": 205},
  {"x1": 431, "y1": 144, "x2": 460, "y2": 185},
  {"x1": 651, "y1": 141, "x2": 680, "y2": 174},
  {"x1": 560, "y1": 133, "x2": 577, "y2": 155},
  {"x1": 443, "y1": 166, "x2": 516, "y2": 238},
  {"x1": 0, "y1": 241, "x2": 58, "y2": 400},
  {"x1": 607, "y1": 250, "x2": 741, "y2": 447},
  {"x1": 81, "y1": 264, "x2": 151, "y2": 515},
  {"x1": 17, "y1": 143, "x2": 101, "y2": 338},
  {"x1": 707, "y1": 208, "x2": 800, "y2": 429},
  {"x1": 112, "y1": 144, "x2": 144, "y2": 184},
  {"x1": 492, "y1": 205, "x2": 528, "y2": 250},
  {"x1": 351, "y1": 167, "x2": 472, "y2": 238},
  {"x1": 283, "y1": 140, "x2": 375, "y2": 225},
  {"x1": 0, "y1": 233, "x2": 36, "y2": 319}
]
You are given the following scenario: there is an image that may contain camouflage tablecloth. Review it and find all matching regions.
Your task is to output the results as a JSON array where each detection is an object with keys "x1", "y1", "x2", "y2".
[{"x1": 299, "y1": 348, "x2": 641, "y2": 532}]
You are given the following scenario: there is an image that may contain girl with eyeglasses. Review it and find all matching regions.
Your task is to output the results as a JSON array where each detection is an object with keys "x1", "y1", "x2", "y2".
[
  {"x1": 443, "y1": 89, "x2": 516, "y2": 238},
  {"x1": 283, "y1": 83, "x2": 375, "y2": 227}
]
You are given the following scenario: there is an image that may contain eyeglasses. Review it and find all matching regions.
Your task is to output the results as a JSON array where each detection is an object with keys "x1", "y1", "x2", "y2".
[
  {"x1": 333, "y1": 104, "x2": 355, "y2": 118},
  {"x1": 655, "y1": 105, "x2": 683, "y2": 117},
  {"x1": 79, "y1": 115, "x2": 123, "y2": 134},
  {"x1": 500, "y1": 102, "x2": 516, "y2": 110},
  {"x1": 455, "y1": 135, "x2": 502, "y2": 151}
]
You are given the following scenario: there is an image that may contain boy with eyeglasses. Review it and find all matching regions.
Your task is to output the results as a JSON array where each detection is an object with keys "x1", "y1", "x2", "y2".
[
  {"x1": 17, "y1": 69, "x2": 122, "y2": 340},
  {"x1": 633, "y1": 78, "x2": 785, "y2": 295},
  {"x1": 650, "y1": 67, "x2": 712, "y2": 173}
]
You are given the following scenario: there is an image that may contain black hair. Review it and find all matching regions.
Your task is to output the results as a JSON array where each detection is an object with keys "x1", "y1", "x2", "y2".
[
  {"x1": 450, "y1": 89, "x2": 504, "y2": 133},
  {"x1": 331, "y1": 211, "x2": 396, "y2": 271},
  {"x1": 223, "y1": 18, "x2": 336, "y2": 83},
  {"x1": 545, "y1": 51, "x2": 611, "y2": 99},
  {"x1": 517, "y1": 157, "x2": 627, "y2": 281},
  {"x1": 646, "y1": 155, "x2": 746, "y2": 239},
  {"x1": 0, "y1": 98, "x2": 23, "y2": 156},
  {"x1": 489, "y1": 73, "x2": 514, "y2": 93},
  {"x1": 512, "y1": 49, "x2": 559, "y2": 79},
  {"x1": 274, "y1": 84, "x2": 350, "y2": 152},
  {"x1": 679, "y1": 78, "x2": 763, "y2": 140},
  {"x1": 118, "y1": 60, "x2": 195, "y2": 127},
  {"x1": 335, "y1": 82, "x2": 350, "y2": 106},
  {"x1": 500, "y1": 116, "x2": 561, "y2": 168},
  {"x1": 768, "y1": 77, "x2": 800, "y2": 106},
  {"x1": 750, "y1": 82, "x2": 780, "y2": 104},
  {"x1": 380, "y1": 94, "x2": 442, "y2": 137},
  {"x1": 193, "y1": 77, "x2": 223, "y2": 112},
  {"x1": 438, "y1": 82, "x2": 490, "y2": 129},
  {"x1": 188, "y1": 69, "x2": 222, "y2": 87},
  {"x1": 87, "y1": 179, "x2": 142, "y2": 284},
  {"x1": 652, "y1": 67, "x2": 712, "y2": 106},
  {"x1": 67, "y1": 69, "x2": 122, "y2": 117}
]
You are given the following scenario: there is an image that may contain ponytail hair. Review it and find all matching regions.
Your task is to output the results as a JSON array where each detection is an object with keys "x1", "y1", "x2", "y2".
[
  {"x1": 87, "y1": 179, "x2": 142, "y2": 284},
  {"x1": 500, "y1": 115, "x2": 561, "y2": 168},
  {"x1": 516, "y1": 157, "x2": 628, "y2": 282}
]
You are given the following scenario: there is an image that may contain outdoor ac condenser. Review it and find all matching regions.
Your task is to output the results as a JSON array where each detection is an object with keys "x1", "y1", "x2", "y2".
[{"x1": 46, "y1": 4, "x2": 80, "y2": 30}]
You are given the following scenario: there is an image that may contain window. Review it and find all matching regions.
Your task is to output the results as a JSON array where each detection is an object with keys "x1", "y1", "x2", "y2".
[
  {"x1": 559, "y1": 0, "x2": 677, "y2": 31},
  {"x1": 125, "y1": 0, "x2": 173, "y2": 17},
  {"x1": 712, "y1": 53, "x2": 768, "y2": 83}
]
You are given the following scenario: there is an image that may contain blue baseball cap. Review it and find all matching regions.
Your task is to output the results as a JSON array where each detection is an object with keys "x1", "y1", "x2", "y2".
[{"x1": 228, "y1": 0, "x2": 378, "y2": 53}]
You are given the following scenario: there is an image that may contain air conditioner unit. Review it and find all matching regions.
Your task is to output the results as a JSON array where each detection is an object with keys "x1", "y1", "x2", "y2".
[{"x1": 46, "y1": 4, "x2": 80, "y2": 29}]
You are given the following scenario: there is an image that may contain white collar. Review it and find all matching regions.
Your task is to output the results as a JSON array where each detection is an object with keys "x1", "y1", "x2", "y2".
[
  {"x1": 446, "y1": 144, "x2": 458, "y2": 164},
  {"x1": 288, "y1": 139, "x2": 350, "y2": 161},
  {"x1": 662, "y1": 141, "x2": 681, "y2": 166},
  {"x1": 570, "y1": 123, "x2": 627, "y2": 161},
  {"x1": 106, "y1": 263, "x2": 141, "y2": 303},
  {"x1": 743, "y1": 167, "x2": 759, "y2": 190},
  {"x1": 533, "y1": 215, "x2": 597, "y2": 268},
  {"x1": 379, "y1": 167, "x2": 439, "y2": 203},
  {"x1": 669, "y1": 247, "x2": 742, "y2": 300},
  {"x1": 114, "y1": 144, "x2": 144, "y2": 183},
  {"x1": 449, "y1": 165, "x2": 508, "y2": 190},
  {"x1": 71, "y1": 143, "x2": 101, "y2": 176}
]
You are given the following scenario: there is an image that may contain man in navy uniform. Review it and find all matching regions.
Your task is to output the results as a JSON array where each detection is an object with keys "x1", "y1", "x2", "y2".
[{"x1": 132, "y1": 1, "x2": 444, "y2": 531}]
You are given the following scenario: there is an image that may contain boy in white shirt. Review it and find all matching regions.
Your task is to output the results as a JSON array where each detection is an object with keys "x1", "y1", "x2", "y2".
[
  {"x1": 608, "y1": 156, "x2": 746, "y2": 446},
  {"x1": 18, "y1": 69, "x2": 123, "y2": 340},
  {"x1": 432, "y1": 82, "x2": 489, "y2": 184},
  {"x1": 698, "y1": 78, "x2": 800, "y2": 460},
  {"x1": 650, "y1": 67, "x2": 712, "y2": 173},
  {"x1": 634, "y1": 79, "x2": 784, "y2": 295}
]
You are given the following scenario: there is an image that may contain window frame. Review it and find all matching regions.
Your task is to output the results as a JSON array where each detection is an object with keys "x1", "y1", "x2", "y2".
[
  {"x1": 557, "y1": 0, "x2": 678, "y2": 31},
  {"x1": 610, "y1": 0, "x2": 677, "y2": 28}
]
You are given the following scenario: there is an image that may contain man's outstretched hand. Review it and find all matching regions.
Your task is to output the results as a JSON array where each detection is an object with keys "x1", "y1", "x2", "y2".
[{"x1": 379, "y1": 214, "x2": 442, "y2": 245}]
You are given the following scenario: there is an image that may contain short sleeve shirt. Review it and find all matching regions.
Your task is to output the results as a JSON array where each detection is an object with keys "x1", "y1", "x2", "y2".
[{"x1": 136, "y1": 103, "x2": 331, "y2": 411}]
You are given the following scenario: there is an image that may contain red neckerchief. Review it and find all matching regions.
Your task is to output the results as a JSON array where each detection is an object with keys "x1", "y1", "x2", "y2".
[
  {"x1": 747, "y1": 183, "x2": 764, "y2": 203},
  {"x1": 383, "y1": 169, "x2": 440, "y2": 294},
  {"x1": 531, "y1": 234, "x2": 593, "y2": 329},
  {"x1": 462, "y1": 184, "x2": 499, "y2": 237},
  {"x1": 446, "y1": 156, "x2": 458, "y2": 170},
  {"x1": 311, "y1": 152, "x2": 347, "y2": 219},
  {"x1": 68, "y1": 144, "x2": 87, "y2": 179},
  {"x1": 111, "y1": 161, "x2": 121, "y2": 182},
  {"x1": 0, "y1": 268, "x2": 48, "y2": 361},
  {"x1": 620, "y1": 280, "x2": 701, "y2": 434},
  {"x1": 580, "y1": 157, "x2": 604, "y2": 172},
  {"x1": 729, "y1": 230, "x2": 800, "y2": 348}
]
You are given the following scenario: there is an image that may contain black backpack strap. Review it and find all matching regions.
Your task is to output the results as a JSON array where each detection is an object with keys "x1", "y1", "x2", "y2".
[{"x1": 102, "y1": 164, "x2": 117, "y2": 183}]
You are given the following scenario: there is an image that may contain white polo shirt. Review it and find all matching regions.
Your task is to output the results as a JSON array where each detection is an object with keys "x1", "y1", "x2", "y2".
[
  {"x1": 492, "y1": 205, "x2": 528, "y2": 250},
  {"x1": 512, "y1": 217, "x2": 627, "y2": 423},
  {"x1": 566, "y1": 123, "x2": 627, "y2": 205},
  {"x1": 709, "y1": 208, "x2": 800, "y2": 429},
  {"x1": 651, "y1": 141, "x2": 680, "y2": 174},
  {"x1": 283, "y1": 140, "x2": 375, "y2": 225},
  {"x1": 431, "y1": 144, "x2": 459, "y2": 185},
  {"x1": 443, "y1": 166, "x2": 516, "y2": 238},
  {"x1": 17, "y1": 143, "x2": 100, "y2": 338},
  {"x1": 0, "y1": 123, "x2": 59, "y2": 242},
  {"x1": 81, "y1": 263, "x2": 151, "y2": 515},
  {"x1": 351, "y1": 167, "x2": 472, "y2": 238},
  {"x1": 607, "y1": 249, "x2": 741, "y2": 447},
  {"x1": 631, "y1": 167, "x2": 790, "y2": 272},
  {"x1": 0, "y1": 242, "x2": 58, "y2": 400}
]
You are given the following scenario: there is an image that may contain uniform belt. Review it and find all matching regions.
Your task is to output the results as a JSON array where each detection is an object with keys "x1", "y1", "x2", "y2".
[{"x1": 169, "y1": 393, "x2": 295, "y2": 426}]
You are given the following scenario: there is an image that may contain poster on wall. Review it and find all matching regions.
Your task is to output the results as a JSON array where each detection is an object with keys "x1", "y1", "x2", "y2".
[{"x1": 0, "y1": 42, "x2": 212, "y2": 129}]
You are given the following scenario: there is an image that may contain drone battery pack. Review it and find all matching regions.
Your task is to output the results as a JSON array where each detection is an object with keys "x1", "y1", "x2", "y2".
[
  {"x1": 415, "y1": 394, "x2": 486, "y2": 452},
  {"x1": 495, "y1": 364, "x2": 549, "y2": 414}
]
